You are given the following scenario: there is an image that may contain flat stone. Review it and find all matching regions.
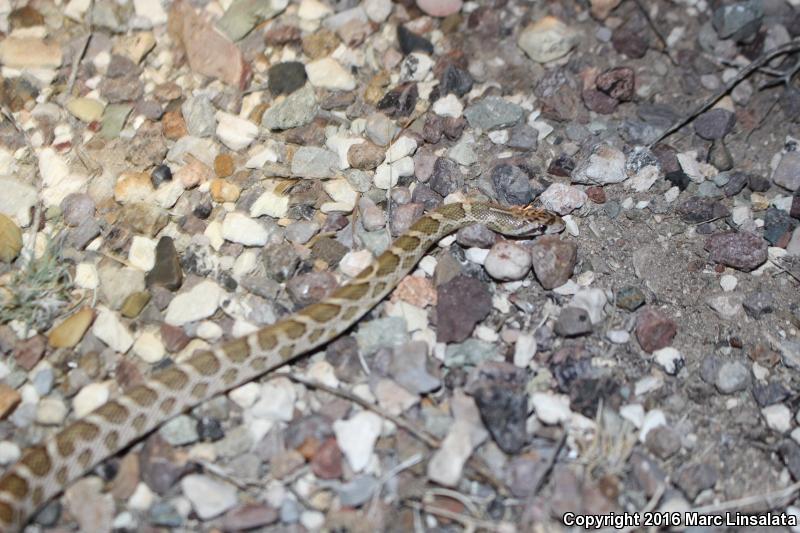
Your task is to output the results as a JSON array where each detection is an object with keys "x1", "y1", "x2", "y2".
[{"x1": 705, "y1": 231, "x2": 767, "y2": 272}]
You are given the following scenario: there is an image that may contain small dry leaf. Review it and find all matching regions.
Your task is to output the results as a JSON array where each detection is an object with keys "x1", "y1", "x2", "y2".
[{"x1": 0, "y1": 213, "x2": 22, "y2": 263}]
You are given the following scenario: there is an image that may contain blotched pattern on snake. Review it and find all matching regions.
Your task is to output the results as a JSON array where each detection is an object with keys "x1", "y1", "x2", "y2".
[{"x1": 0, "y1": 201, "x2": 563, "y2": 531}]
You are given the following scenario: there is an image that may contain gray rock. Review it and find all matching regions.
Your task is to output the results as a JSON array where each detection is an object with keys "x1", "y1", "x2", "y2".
[
  {"x1": 773, "y1": 152, "x2": 800, "y2": 192},
  {"x1": 337, "y1": 475, "x2": 378, "y2": 507},
  {"x1": 182, "y1": 95, "x2": 217, "y2": 137},
  {"x1": 262, "y1": 84, "x2": 318, "y2": 131},
  {"x1": 389, "y1": 341, "x2": 441, "y2": 394},
  {"x1": 444, "y1": 339, "x2": 496, "y2": 367},
  {"x1": 714, "y1": 361, "x2": 750, "y2": 394},
  {"x1": 291, "y1": 146, "x2": 339, "y2": 179},
  {"x1": 491, "y1": 164, "x2": 532, "y2": 206},
  {"x1": 743, "y1": 291, "x2": 775, "y2": 319},
  {"x1": 160, "y1": 415, "x2": 199, "y2": 446},
  {"x1": 554, "y1": 306, "x2": 593, "y2": 337},
  {"x1": 693, "y1": 108, "x2": 736, "y2": 140},
  {"x1": 355, "y1": 317, "x2": 409, "y2": 355},
  {"x1": 463, "y1": 96, "x2": 523, "y2": 130},
  {"x1": 712, "y1": 1, "x2": 763, "y2": 41}
]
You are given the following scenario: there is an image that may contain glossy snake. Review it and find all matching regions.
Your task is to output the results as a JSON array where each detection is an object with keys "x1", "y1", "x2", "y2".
[{"x1": 0, "y1": 201, "x2": 563, "y2": 531}]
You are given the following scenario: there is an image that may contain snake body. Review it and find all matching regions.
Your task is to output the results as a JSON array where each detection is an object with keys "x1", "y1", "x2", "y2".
[{"x1": 0, "y1": 202, "x2": 563, "y2": 530}]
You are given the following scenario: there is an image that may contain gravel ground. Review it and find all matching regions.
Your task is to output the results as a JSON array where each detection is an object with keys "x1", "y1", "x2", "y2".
[{"x1": 1, "y1": 0, "x2": 800, "y2": 531}]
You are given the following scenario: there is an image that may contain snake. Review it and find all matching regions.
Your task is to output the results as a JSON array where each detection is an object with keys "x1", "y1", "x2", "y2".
[{"x1": 0, "y1": 201, "x2": 563, "y2": 531}]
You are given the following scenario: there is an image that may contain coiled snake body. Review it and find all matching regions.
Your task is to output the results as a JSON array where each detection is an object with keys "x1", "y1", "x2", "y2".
[{"x1": 0, "y1": 201, "x2": 563, "y2": 530}]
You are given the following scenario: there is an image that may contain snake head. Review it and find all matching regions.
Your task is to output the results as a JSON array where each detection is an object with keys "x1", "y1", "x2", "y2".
[{"x1": 496, "y1": 205, "x2": 565, "y2": 237}]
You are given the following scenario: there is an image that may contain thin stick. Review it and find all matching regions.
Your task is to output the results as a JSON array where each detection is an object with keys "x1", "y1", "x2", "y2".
[
  {"x1": 691, "y1": 480, "x2": 800, "y2": 514},
  {"x1": 632, "y1": 0, "x2": 677, "y2": 66},
  {"x1": 649, "y1": 39, "x2": 800, "y2": 147},
  {"x1": 405, "y1": 501, "x2": 507, "y2": 532},
  {"x1": 274, "y1": 373, "x2": 510, "y2": 495}
]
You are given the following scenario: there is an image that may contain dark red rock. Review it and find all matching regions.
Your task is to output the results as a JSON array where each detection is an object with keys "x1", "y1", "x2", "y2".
[
  {"x1": 436, "y1": 275, "x2": 492, "y2": 343},
  {"x1": 635, "y1": 307, "x2": 677, "y2": 353},
  {"x1": 694, "y1": 108, "x2": 736, "y2": 140},
  {"x1": 791, "y1": 196, "x2": 800, "y2": 220},
  {"x1": 310, "y1": 437, "x2": 343, "y2": 479},
  {"x1": 530, "y1": 236, "x2": 578, "y2": 290},
  {"x1": 704, "y1": 231, "x2": 768, "y2": 272},
  {"x1": 161, "y1": 323, "x2": 191, "y2": 352},
  {"x1": 585, "y1": 186, "x2": 606, "y2": 204},
  {"x1": 582, "y1": 88, "x2": 618, "y2": 114},
  {"x1": 596, "y1": 67, "x2": 635, "y2": 101},
  {"x1": 14, "y1": 335, "x2": 45, "y2": 371}
]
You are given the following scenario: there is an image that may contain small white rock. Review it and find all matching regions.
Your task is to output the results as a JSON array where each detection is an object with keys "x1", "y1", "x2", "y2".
[
  {"x1": 619, "y1": 404, "x2": 645, "y2": 428},
  {"x1": 333, "y1": 411, "x2": 382, "y2": 473},
  {"x1": 165, "y1": 280, "x2": 223, "y2": 326},
  {"x1": 222, "y1": 212, "x2": 270, "y2": 246},
  {"x1": 385, "y1": 136, "x2": 418, "y2": 163},
  {"x1": 606, "y1": 329, "x2": 630, "y2": 344},
  {"x1": 132, "y1": 330, "x2": 165, "y2": 363},
  {"x1": 653, "y1": 346, "x2": 683, "y2": 375},
  {"x1": 73, "y1": 382, "x2": 112, "y2": 418},
  {"x1": 433, "y1": 94, "x2": 464, "y2": 118},
  {"x1": 0, "y1": 441, "x2": 21, "y2": 465},
  {"x1": 229, "y1": 382, "x2": 261, "y2": 409},
  {"x1": 92, "y1": 307, "x2": 134, "y2": 353},
  {"x1": 639, "y1": 409, "x2": 666, "y2": 442},
  {"x1": 513, "y1": 333, "x2": 537, "y2": 368},
  {"x1": 340, "y1": 249, "x2": 374, "y2": 277},
  {"x1": 181, "y1": 474, "x2": 238, "y2": 520},
  {"x1": 306, "y1": 58, "x2": 356, "y2": 91},
  {"x1": 129, "y1": 236, "x2": 157, "y2": 271},
  {"x1": 762, "y1": 404, "x2": 792, "y2": 433},
  {"x1": 531, "y1": 392, "x2": 571, "y2": 425},
  {"x1": 128, "y1": 482, "x2": 156, "y2": 511},
  {"x1": 75, "y1": 263, "x2": 99, "y2": 289},
  {"x1": 484, "y1": 241, "x2": 532, "y2": 281},
  {"x1": 216, "y1": 112, "x2": 259, "y2": 151},
  {"x1": 250, "y1": 378, "x2": 296, "y2": 422},
  {"x1": 720, "y1": 274, "x2": 738, "y2": 292},
  {"x1": 36, "y1": 397, "x2": 68, "y2": 425},
  {"x1": 250, "y1": 190, "x2": 289, "y2": 219}
]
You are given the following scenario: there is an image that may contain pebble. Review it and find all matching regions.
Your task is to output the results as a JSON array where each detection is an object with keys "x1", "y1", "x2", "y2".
[
  {"x1": 540, "y1": 183, "x2": 588, "y2": 215},
  {"x1": 306, "y1": 58, "x2": 356, "y2": 91},
  {"x1": 355, "y1": 317, "x2": 408, "y2": 354},
  {"x1": 132, "y1": 330, "x2": 165, "y2": 363},
  {"x1": 222, "y1": 212, "x2": 270, "y2": 246},
  {"x1": 762, "y1": 404, "x2": 792, "y2": 433},
  {"x1": 216, "y1": 112, "x2": 259, "y2": 150},
  {"x1": 720, "y1": 274, "x2": 738, "y2": 292},
  {"x1": 653, "y1": 347, "x2": 683, "y2": 375},
  {"x1": 470, "y1": 364, "x2": 528, "y2": 453},
  {"x1": 715, "y1": 361, "x2": 750, "y2": 394},
  {"x1": 773, "y1": 152, "x2": 800, "y2": 192},
  {"x1": 333, "y1": 411, "x2": 382, "y2": 473},
  {"x1": 432, "y1": 94, "x2": 463, "y2": 118},
  {"x1": 531, "y1": 392, "x2": 572, "y2": 425},
  {"x1": 222, "y1": 503, "x2": 278, "y2": 530},
  {"x1": 262, "y1": 84, "x2": 318, "y2": 131},
  {"x1": 484, "y1": 241, "x2": 532, "y2": 281},
  {"x1": 517, "y1": 16, "x2": 579, "y2": 63},
  {"x1": 707, "y1": 293, "x2": 744, "y2": 320},
  {"x1": 250, "y1": 379, "x2": 296, "y2": 422},
  {"x1": 742, "y1": 291, "x2": 775, "y2": 319},
  {"x1": 635, "y1": 307, "x2": 677, "y2": 353},
  {"x1": 427, "y1": 391, "x2": 487, "y2": 486},
  {"x1": 436, "y1": 276, "x2": 491, "y2": 343},
  {"x1": 66, "y1": 97, "x2": 105, "y2": 122},
  {"x1": 291, "y1": 146, "x2": 339, "y2": 179},
  {"x1": 491, "y1": 164, "x2": 533, "y2": 206},
  {"x1": 416, "y1": 0, "x2": 462, "y2": 17},
  {"x1": 92, "y1": 307, "x2": 134, "y2": 353},
  {"x1": 397, "y1": 25, "x2": 433, "y2": 55},
  {"x1": 712, "y1": 1, "x2": 764, "y2": 41},
  {"x1": 554, "y1": 307, "x2": 592, "y2": 337},
  {"x1": 164, "y1": 280, "x2": 223, "y2": 326},
  {"x1": 704, "y1": 231, "x2": 767, "y2": 272},
  {"x1": 572, "y1": 144, "x2": 627, "y2": 184},
  {"x1": 48, "y1": 307, "x2": 94, "y2": 348},
  {"x1": 693, "y1": 108, "x2": 736, "y2": 140},
  {"x1": 35, "y1": 397, "x2": 68, "y2": 425},
  {"x1": 181, "y1": 474, "x2": 239, "y2": 520},
  {"x1": 530, "y1": 236, "x2": 578, "y2": 289},
  {"x1": 0, "y1": 442, "x2": 20, "y2": 465},
  {"x1": 464, "y1": 97, "x2": 523, "y2": 131},
  {"x1": 73, "y1": 382, "x2": 111, "y2": 418},
  {"x1": 160, "y1": 415, "x2": 199, "y2": 446},
  {"x1": 64, "y1": 478, "x2": 113, "y2": 532}
]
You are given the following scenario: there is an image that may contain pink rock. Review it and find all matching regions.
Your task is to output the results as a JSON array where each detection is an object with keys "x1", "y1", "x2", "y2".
[
  {"x1": 416, "y1": 0, "x2": 462, "y2": 17},
  {"x1": 168, "y1": 0, "x2": 251, "y2": 89}
]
